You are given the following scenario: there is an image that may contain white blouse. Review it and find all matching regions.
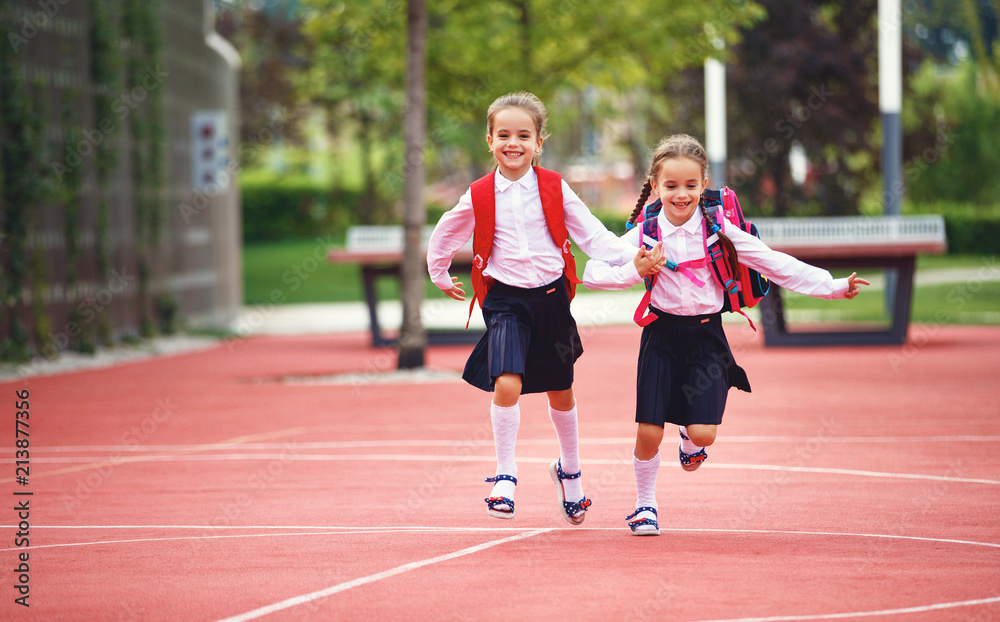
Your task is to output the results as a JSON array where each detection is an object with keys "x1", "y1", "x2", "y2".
[
  {"x1": 583, "y1": 208, "x2": 849, "y2": 316},
  {"x1": 427, "y1": 168, "x2": 640, "y2": 291}
]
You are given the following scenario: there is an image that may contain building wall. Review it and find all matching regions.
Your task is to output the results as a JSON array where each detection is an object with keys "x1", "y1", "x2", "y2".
[{"x1": 0, "y1": 0, "x2": 241, "y2": 353}]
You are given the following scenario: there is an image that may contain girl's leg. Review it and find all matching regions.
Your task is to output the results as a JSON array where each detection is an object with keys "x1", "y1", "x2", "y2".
[
  {"x1": 546, "y1": 388, "x2": 585, "y2": 508},
  {"x1": 631, "y1": 423, "x2": 663, "y2": 533},
  {"x1": 488, "y1": 373, "x2": 523, "y2": 512},
  {"x1": 683, "y1": 424, "x2": 717, "y2": 447},
  {"x1": 635, "y1": 422, "x2": 664, "y2": 461}
]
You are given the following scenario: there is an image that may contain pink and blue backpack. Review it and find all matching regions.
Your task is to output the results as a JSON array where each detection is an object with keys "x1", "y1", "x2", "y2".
[{"x1": 627, "y1": 187, "x2": 770, "y2": 329}]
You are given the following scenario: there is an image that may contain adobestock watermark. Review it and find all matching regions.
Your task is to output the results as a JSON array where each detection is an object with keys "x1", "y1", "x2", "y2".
[
  {"x1": 5, "y1": 0, "x2": 71, "y2": 53},
  {"x1": 724, "y1": 415, "x2": 843, "y2": 529},
  {"x1": 849, "y1": 456, "x2": 969, "y2": 576},
  {"x1": 178, "y1": 108, "x2": 290, "y2": 225},
  {"x1": 188, "y1": 442, "x2": 302, "y2": 551},
  {"x1": 59, "y1": 397, "x2": 179, "y2": 515},
  {"x1": 50, "y1": 65, "x2": 169, "y2": 181},
  {"x1": 887, "y1": 255, "x2": 999, "y2": 372},
  {"x1": 729, "y1": 82, "x2": 835, "y2": 189},
  {"x1": 223, "y1": 234, "x2": 335, "y2": 352},
  {"x1": 13, "y1": 267, "x2": 136, "y2": 375}
]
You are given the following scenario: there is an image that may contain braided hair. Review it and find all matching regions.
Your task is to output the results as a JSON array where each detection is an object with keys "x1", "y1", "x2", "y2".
[{"x1": 629, "y1": 134, "x2": 739, "y2": 278}]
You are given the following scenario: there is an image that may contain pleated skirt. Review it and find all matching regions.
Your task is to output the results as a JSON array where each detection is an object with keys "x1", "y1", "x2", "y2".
[
  {"x1": 462, "y1": 277, "x2": 582, "y2": 394},
  {"x1": 635, "y1": 307, "x2": 751, "y2": 427}
]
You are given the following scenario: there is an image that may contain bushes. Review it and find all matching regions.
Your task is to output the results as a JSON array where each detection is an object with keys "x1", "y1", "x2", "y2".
[{"x1": 240, "y1": 173, "x2": 358, "y2": 242}]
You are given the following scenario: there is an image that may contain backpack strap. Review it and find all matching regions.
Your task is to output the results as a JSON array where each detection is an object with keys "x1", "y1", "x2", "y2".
[
  {"x1": 468, "y1": 172, "x2": 497, "y2": 328},
  {"x1": 536, "y1": 167, "x2": 580, "y2": 300}
]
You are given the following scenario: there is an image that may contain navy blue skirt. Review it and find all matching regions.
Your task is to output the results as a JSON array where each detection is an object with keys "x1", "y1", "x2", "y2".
[
  {"x1": 462, "y1": 277, "x2": 583, "y2": 394},
  {"x1": 635, "y1": 307, "x2": 751, "y2": 427}
]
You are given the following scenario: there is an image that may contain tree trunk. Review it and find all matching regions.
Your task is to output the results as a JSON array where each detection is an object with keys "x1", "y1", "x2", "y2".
[
  {"x1": 358, "y1": 111, "x2": 378, "y2": 225},
  {"x1": 398, "y1": 0, "x2": 427, "y2": 369}
]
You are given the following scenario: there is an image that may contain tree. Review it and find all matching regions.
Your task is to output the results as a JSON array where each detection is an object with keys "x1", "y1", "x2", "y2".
[
  {"x1": 398, "y1": 0, "x2": 427, "y2": 369},
  {"x1": 720, "y1": 0, "x2": 885, "y2": 217}
]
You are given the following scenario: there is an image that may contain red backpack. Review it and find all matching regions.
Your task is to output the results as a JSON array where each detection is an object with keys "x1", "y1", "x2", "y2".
[{"x1": 628, "y1": 187, "x2": 769, "y2": 329}]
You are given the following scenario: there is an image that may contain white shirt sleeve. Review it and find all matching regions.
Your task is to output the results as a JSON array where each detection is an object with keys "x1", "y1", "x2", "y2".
[
  {"x1": 724, "y1": 220, "x2": 849, "y2": 300},
  {"x1": 561, "y1": 180, "x2": 639, "y2": 266},
  {"x1": 582, "y1": 226, "x2": 644, "y2": 290},
  {"x1": 426, "y1": 189, "x2": 475, "y2": 291}
]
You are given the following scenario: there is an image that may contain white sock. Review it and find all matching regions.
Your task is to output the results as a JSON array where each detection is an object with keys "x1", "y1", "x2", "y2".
[
  {"x1": 549, "y1": 403, "x2": 584, "y2": 503},
  {"x1": 633, "y1": 451, "x2": 660, "y2": 514},
  {"x1": 490, "y1": 403, "x2": 520, "y2": 507},
  {"x1": 679, "y1": 426, "x2": 702, "y2": 454}
]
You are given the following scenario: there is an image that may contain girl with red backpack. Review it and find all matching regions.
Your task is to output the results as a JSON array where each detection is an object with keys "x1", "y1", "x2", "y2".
[
  {"x1": 583, "y1": 134, "x2": 869, "y2": 536},
  {"x1": 427, "y1": 92, "x2": 665, "y2": 524}
]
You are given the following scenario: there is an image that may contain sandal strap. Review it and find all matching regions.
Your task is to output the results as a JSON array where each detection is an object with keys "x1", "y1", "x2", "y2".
[
  {"x1": 485, "y1": 474, "x2": 517, "y2": 485},
  {"x1": 562, "y1": 497, "x2": 592, "y2": 515},
  {"x1": 554, "y1": 460, "x2": 581, "y2": 481},
  {"x1": 485, "y1": 496, "x2": 515, "y2": 511},
  {"x1": 625, "y1": 506, "x2": 658, "y2": 520},
  {"x1": 628, "y1": 517, "x2": 659, "y2": 531}
]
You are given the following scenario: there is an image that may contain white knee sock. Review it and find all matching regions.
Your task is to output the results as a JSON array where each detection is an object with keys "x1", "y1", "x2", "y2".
[
  {"x1": 549, "y1": 403, "x2": 584, "y2": 502},
  {"x1": 679, "y1": 426, "x2": 703, "y2": 454},
  {"x1": 633, "y1": 451, "x2": 660, "y2": 512},
  {"x1": 490, "y1": 403, "x2": 520, "y2": 506}
]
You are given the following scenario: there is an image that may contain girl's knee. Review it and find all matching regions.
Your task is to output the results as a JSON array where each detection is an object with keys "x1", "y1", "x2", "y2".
[
  {"x1": 686, "y1": 424, "x2": 717, "y2": 447},
  {"x1": 493, "y1": 373, "x2": 522, "y2": 407},
  {"x1": 547, "y1": 388, "x2": 575, "y2": 411},
  {"x1": 635, "y1": 423, "x2": 664, "y2": 460}
]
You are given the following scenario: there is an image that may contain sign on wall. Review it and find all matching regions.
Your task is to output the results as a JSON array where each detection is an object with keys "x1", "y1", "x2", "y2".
[{"x1": 191, "y1": 111, "x2": 231, "y2": 192}]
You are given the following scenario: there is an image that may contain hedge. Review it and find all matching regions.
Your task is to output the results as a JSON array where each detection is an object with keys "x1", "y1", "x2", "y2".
[{"x1": 240, "y1": 175, "x2": 358, "y2": 243}]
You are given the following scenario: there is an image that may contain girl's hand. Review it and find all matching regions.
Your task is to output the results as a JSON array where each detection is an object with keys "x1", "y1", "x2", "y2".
[
  {"x1": 634, "y1": 242, "x2": 666, "y2": 278},
  {"x1": 844, "y1": 272, "x2": 870, "y2": 299},
  {"x1": 442, "y1": 276, "x2": 466, "y2": 301}
]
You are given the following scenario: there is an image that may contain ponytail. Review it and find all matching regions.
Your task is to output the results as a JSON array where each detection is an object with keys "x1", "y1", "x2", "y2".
[
  {"x1": 701, "y1": 197, "x2": 739, "y2": 278},
  {"x1": 628, "y1": 180, "x2": 653, "y2": 226}
]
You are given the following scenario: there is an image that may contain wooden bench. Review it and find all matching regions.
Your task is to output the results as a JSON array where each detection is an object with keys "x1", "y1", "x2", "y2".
[
  {"x1": 752, "y1": 215, "x2": 947, "y2": 346},
  {"x1": 327, "y1": 226, "x2": 480, "y2": 347}
]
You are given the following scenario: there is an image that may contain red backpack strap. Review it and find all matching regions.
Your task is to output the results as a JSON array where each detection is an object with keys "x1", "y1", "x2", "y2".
[
  {"x1": 535, "y1": 167, "x2": 580, "y2": 300},
  {"x1": 468, "y1": 172, "x2": 496, "y2": 328}
]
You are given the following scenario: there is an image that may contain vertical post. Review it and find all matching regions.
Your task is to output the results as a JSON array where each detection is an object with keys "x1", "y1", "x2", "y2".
[
  {"x1": 705, "y1": 54, "x2": 727, "y2": 188},
  {"x1": 879, "y1": 0, "x2": 903, "y2": 215}
]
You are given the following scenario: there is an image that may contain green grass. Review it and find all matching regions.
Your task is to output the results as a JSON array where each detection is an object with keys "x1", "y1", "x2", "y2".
[{"x1": 244, "y1": 241, "x2": 999, "y2": 324}]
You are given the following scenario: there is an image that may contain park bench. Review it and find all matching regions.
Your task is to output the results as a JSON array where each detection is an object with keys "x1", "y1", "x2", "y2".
[
  {"x1": 753, "y1": 215, "x2": 947, "y2": 346},
  {"x1": 327, "y1": 225, "x2": 478, "y2": 346}
]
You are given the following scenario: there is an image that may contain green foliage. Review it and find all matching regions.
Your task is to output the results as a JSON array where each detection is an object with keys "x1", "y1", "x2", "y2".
[
  {"x1": 0, "y1": 20, "x2": 47, "y2": 362},
  {"x1": 905, "y1": 61, "x2": 1000, "y2": 205},
  {"x1": 241, "y1": 172, "x2": 357, "y2": 242}
]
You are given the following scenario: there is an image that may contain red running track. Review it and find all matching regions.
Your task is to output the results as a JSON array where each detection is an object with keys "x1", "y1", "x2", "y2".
[{"x1": 1, "y1": 323, "x2": 998, "y2": 621}]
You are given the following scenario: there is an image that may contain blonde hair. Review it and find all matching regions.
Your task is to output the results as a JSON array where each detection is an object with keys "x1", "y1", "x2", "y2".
[
  {"x1": 629, "y1": 133, "x2": 739, "y2": 277},
  {"x1": 485, "y1": 92, "x2": 549, "y2": 168}
]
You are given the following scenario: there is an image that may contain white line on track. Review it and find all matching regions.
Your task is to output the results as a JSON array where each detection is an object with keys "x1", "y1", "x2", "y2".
[
  {"x1": 20, "y1": 453, "x2": 1000, "y2": 485},
  {"x1": 214, "y1": 528, "x2": 554, "y2": 622},
  {"x1": 1, "y1": 526, "x2": 997, "y2": 552},
  {"x1": 16, "y1": 435, "x2": 1000, "y2": 453},
  {"x1": 692, "y1": 595, "x2": 1000, "y2": 621}
]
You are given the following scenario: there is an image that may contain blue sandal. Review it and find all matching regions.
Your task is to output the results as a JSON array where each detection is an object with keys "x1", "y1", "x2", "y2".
[
  {"x1": 626, "y1": 507, "x2": 660, "y2": 536},
  {"x1": 679, "y1": 428, "x2": 707, "y2": 471},
  {"x1": 484, "y1": 474, "x2": 517, "y2": 519},
  {"x1": 549, "y1": 460, "x2": 592, "y2": 525}
]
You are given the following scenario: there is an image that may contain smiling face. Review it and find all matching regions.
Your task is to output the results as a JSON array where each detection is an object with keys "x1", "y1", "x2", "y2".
[
  {"x1": 651, "y1": 156, "x2": 708, "y2": 227},
  {"x1": 487, "y1": 107, "x2": 543, "y2": 181}
]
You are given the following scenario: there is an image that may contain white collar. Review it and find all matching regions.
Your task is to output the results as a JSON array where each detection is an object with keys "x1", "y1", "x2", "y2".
[
  {"x1": 658, "y1": 206, "x2": 704, "y2": 235},
  {"x1": 494, "y1": 167, "x2": 537, "y2": 192}
]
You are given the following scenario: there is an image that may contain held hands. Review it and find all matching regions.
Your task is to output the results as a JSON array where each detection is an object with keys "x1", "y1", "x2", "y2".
[
  {"x1": 844, "y1": 272, "x2": 871, "y2": 300},
  {"x1": 634, "y1": 242, "x2": 667, "y2": 278},
  {"x1": 442, "y1": 276, "x2": 466, "y2": 301}
]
